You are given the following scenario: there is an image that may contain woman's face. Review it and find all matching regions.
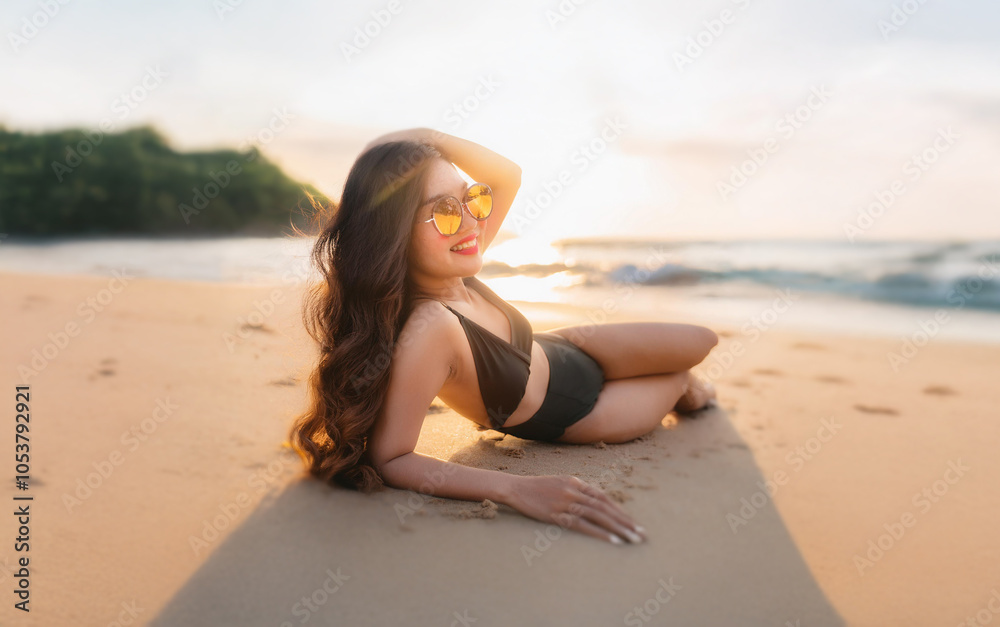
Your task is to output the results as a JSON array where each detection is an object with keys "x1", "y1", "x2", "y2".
[{"x1": 407, "y1": 158, "x2": 485, "y2": 282}]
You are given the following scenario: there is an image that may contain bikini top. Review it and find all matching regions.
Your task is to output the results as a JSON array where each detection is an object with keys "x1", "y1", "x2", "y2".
[{"x1": 431, "y1": 276, "x2": 534, "y2": 430}]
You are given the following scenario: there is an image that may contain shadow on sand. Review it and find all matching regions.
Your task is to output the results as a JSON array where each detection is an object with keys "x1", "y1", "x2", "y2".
[{"x1": 150, "y1": 409, "x2": 844, "y2": 626}]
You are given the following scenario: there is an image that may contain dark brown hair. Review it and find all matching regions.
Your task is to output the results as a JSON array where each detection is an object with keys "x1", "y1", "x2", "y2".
[{"x1": 287, "y1": 139, "x2": 443, "y2": 492}]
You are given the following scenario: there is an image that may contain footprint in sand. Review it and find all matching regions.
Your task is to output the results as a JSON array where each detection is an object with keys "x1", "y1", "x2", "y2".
[
  {"x1": 816, "y1": 375, "x2": 848, "y2": 384},
  {"x1": 923, "y1": 385, "x2": 956, "y2": 396},
  {"x1": 853, "y1": 404, "x2": 899, "y2": 415},
  {"x1": 95, "y1": 357, "x2": 117, "y2": 376},
  {"x1": 753, "y1": 368, "x2": 784, "y2": 376},
  {"x1": 792, "y1": 342, "x2": 827, "y2": 350},
  {"x1": 21, "y1": 294, "x2": 48, "y2": 310},
  {"x1": 239, "y1": 322, "x2": 274, "y2": 334}
]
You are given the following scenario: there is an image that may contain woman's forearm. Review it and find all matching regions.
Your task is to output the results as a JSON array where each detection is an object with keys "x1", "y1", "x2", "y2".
[
  {"x1": 364, "y1": 127, "x2": 520, "y2": 181},
  {"x1": 425, "y1": 129, "x2": 521, "y2": 183},
  {"x1": 378, "y1": 451, "x2": 647, "y2": 545},
  {"x1": 378, "y1": 450, "x2": 518, "y2": 506}
]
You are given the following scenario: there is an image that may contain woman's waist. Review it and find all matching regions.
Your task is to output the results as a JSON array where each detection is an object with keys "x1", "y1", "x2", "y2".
[{"x1": 440, "y1": 339, "x2": 552, "y2": 430}]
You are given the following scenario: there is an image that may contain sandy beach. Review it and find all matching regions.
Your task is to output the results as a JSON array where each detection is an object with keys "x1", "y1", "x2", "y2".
[{"x1": 1, "y1": 269, "x2": 997, "y2": 627}]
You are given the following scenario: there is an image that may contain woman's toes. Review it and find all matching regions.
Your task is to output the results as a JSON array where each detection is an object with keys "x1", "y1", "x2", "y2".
[
  {"x1": 704, "y1": 381, "x2": 717, "y2": 402},
  {"x1": 674, "y1": 377, "x2": 718, "y2": 414}
]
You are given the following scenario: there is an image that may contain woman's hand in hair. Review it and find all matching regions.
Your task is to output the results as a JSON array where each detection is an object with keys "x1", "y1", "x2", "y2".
[
  {"x1": 504, "y1": 474, "x2": 647, "y2": 545},
  {"x1": 362, "y1": 127, "x2": 436, "y2": 153}
]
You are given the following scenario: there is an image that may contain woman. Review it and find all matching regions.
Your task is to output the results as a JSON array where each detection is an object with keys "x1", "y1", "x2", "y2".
[{"x1": 287, "y1": 128, "x2": 719, "y2": 545}]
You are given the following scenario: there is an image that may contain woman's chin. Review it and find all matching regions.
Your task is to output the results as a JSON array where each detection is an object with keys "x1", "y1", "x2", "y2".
[{"x1": 448, "y1": 254, "x2": 482, "y2": 272}]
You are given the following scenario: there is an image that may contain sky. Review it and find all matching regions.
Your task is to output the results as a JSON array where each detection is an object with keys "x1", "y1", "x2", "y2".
[{"x1": 3, "y1": 0, "x2": 999, "y2": 243}]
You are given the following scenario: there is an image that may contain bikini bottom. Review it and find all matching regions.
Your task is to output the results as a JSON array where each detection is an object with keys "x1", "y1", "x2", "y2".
[{"x1": 493, "y1": 332, "x2": 605, "y2": 442}]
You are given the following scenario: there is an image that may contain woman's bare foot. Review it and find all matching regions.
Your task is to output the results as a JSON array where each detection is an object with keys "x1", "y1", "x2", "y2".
[{"x1": 673, "y1": 375, "x2": 717, "y2": 415}]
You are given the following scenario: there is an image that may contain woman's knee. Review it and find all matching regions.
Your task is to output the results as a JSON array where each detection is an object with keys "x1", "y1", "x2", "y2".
[
  {"x1": 701, "y1": 326, "x2": 720, "y2": 349},
  {"x1": 680, "y1": 326, "x2": 719, "y2": 369},
  {"x1": 700, "y1": 327, "x2": 719, "y2": 356}
]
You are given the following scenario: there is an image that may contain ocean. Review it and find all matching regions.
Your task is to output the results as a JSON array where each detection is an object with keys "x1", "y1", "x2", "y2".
[{"x1": 2, "y1": 236, "x2": 998, "y2": 343}]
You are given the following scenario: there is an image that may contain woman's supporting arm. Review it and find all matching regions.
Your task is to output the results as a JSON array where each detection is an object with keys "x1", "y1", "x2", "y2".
[
  {"x1": 378, "y1": 450, "x2": 516, "y2": 504},
  {"x1": 377, "y1": 451, "x2": 645, "y2": 545},
  {"x1": 367, "y1": 307, "x2": 517, "y2": 504},
  {"x1": 363, "y1": 257, "x2": 645, "y2": 544}
]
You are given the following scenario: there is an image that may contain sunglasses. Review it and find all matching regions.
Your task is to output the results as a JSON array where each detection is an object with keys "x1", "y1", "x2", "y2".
[{"x1": 419, "y1": 182, "x2": 493, "y2": 236}]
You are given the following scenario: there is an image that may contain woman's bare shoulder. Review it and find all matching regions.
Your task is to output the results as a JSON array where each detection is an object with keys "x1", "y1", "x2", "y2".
[
  {"x1": 404, "y1": 298, "x2": 457, "y2": 332},
  {"x1": 396, "y1": 300, "x2": 461, "y2": 369}
]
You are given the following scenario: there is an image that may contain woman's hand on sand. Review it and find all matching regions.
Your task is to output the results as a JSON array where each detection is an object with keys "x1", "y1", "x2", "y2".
[{"x1": 507, "y1": 475, "x2": 647, "y2": 545}]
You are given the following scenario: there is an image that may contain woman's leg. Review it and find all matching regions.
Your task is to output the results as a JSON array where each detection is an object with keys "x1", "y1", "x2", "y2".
[
  {"x1": 546, "y1": 321, "x2": 718, "y2": 381},
  {"x1": 555, "y1": 372, "x2": 692, "y2": 444}
]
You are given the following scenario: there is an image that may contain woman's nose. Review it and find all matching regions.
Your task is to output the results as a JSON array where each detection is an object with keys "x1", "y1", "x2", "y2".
[{"x1": 459, "y1": 201, "x2": 480, "y2": 230}]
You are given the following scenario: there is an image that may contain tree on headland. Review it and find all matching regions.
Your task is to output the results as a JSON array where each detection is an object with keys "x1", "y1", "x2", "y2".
[{"x1": 0, "y1": 125, "x2": 325, "y2": 236}]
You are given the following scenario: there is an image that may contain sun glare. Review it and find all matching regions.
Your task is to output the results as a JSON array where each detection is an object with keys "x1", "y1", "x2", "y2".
[{"x1": 479, "y1": 272, "x2": 586, "y2": 304}]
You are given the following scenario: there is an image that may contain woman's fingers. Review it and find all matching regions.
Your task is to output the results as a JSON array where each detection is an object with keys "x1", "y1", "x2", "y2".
[
  {"x1": 510, "y1": 475, "x2": 646, "y2": 545},
  {"x1": 552, "y1": 492, "x2": 644, "y2": 545},
  {"x1": 574, "y1": 495, "x2": 645, "y2": 544},
  {"x1": 574, "y1": 481, "x2": 647, "y2": 540},
  {"x1": 556, "y1": 507, "x2": 626, "y2": 545}
]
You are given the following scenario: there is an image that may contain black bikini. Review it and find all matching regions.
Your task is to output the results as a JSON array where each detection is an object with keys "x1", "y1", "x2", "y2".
[{"x1": 429, "y1": 276, "x2": 606, "y2": 442}]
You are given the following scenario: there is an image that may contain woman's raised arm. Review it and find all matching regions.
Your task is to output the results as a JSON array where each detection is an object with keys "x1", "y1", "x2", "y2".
[{"x1": 363, "y1": 127, "x2": 521, "y2": 252}]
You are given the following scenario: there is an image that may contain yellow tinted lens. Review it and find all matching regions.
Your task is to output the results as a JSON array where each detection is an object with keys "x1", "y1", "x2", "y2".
[
  {"x1": 466, "y1": 184, "x2": 492, "y2": 219},
  {"x1": 432, "y1": 197, "x2": 462, "y2": 235}
]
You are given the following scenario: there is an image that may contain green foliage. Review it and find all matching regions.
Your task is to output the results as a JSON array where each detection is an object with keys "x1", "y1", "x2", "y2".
[{"x1": 0, "y1": 125, "x2": 320, "y2": 236}]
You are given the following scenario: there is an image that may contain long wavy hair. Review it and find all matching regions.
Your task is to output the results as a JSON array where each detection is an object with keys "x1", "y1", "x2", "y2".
[{"x1": 287, "y1": 139, "x2": 443, "y2": 492}]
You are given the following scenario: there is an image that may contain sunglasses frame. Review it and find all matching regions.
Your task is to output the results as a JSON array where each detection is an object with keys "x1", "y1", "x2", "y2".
[{"x1": 419, "y1": 182, "x2": 493, "y2": 236}]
